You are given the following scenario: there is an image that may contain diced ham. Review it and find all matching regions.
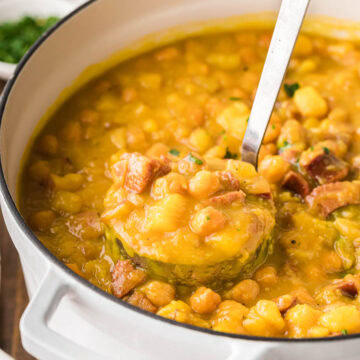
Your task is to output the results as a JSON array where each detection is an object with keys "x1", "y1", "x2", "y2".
[
  {"x1": 273, "y1": 294, "x2": 296, "y2": 314},
  {"x1": 300, "y1": 150, "x2": 349, "y2": 184},
  {"x1": 126, "y1": 290, "x2": 157, "y2": 313},
  {"x1": 216, "y1": 171, "x2": 241, "y2": 191},
  {"x1": 67, "y1": 210, "x2": 104, "y2": 240},
  {"x1": 112, "y1": 153, "x2": 171, "y2": 193},
  {"x1": 112, "y1": 260, "x2": 146, "y2": 298},
  {"x1": 206, "y1": 191, "x2": 246, "y2": 206},
  {"x1": 282, "y1": 171, "x2": 310, "y2": 197},
  {"x1": 306, "y1": 181, "x2": 360, "y2": 218}
]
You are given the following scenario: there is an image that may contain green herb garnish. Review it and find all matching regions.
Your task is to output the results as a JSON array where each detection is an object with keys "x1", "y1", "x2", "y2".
[
  {"x1": 187, "y1": 153, "x2": 203, "y2": 165},
  {"x1": 229, "y1": 97, "x2": 242, "y2": 101},
  {"x1": 246, "y1": 116, "x2": 249, "y2": 123},
  {"x1": 272, "y1": 124, "x2": 276, "y2": 130},
  {"x1": 310, "y1": 146, "x2": 314, "y2": 151},
  {"x1": 323, "y1": 147, "x2": 330, "y2": 155},
  {"x1": 169, "y1": 148, "x2": 180, "y2": 156},
  {"x1": 342, "y1": 329, "x2": 348, "y2": 336},
  {"x1": 206, "y1": 216, "x2": 211, "y2": 221},
  {"x1": 224, "y1": 148, "x2": 238, "y2": 159},
  {"x1": 0, "y1": 16, "x2": 59, "y2": 63},
  {"x1": 284, "y1": 82, "x2": 300, "y2": 97}
]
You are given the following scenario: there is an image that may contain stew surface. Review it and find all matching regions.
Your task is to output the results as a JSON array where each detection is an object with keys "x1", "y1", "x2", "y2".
[{"x1": 19, "y1": 28, "x2": 360, "y2": 338}]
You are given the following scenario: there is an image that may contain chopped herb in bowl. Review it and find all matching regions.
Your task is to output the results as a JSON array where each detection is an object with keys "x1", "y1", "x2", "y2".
[{"x1": 0, "y1": 16, "x2": 59, "y2": 64}]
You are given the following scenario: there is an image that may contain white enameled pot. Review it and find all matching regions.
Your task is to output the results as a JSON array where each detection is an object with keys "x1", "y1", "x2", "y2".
[{"x1": 1, "y1": 0, "x2": 360, "y2": 359}]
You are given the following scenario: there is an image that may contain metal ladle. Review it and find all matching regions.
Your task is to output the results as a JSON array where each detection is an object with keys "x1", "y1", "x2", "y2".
[{"x1": 241, "y1": 0, "x2": 311, "y2": 168}]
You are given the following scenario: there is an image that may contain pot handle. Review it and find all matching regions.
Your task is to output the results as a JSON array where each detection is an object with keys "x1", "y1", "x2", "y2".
[
  {"x1": 226, "y1": 342, "x2": 277, "y2": 360},
  {"x1": 20, "y1": 267, "x2": 107, "y2": 360}
]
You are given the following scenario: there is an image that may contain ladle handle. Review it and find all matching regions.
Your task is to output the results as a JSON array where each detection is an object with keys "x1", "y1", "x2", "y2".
[{"x1": 241, "y1": 0, "x2": 310, "y2": 167}]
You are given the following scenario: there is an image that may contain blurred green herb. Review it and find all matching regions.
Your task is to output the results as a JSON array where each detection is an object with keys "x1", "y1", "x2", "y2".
[
  {"x1": 0, "y1": 16, "x2": 59, "y2": 63},
  {"x1": 187, "y1": 153, "x2": 203, "y2": 165},
  {"x1": 169, "y1": 148, "x2": 180, "y2": 156},
  {"x1": 284, "y1": 82, "x2": 300, "y2": 97},
  {"x1": 224, "y1": 148, "x2": 238, "y2": 159}
]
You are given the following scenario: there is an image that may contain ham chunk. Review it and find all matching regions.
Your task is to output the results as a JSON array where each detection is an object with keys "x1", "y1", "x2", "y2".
[
  {"x1": 67, "y1": 210, "x2": 104, "y2": 240},
  {"x1": 306, "y1": 181, "x2": 360, "y2": 218},
  {"x1": 206, "y1": 191, "x2": 246, "y2": 206},
  {"x1": 281, "y1": 171, "x2": 310, "y2": 197},
  {"x1": 300, "y1": 149, "x2": 348, "y2": 184},
  {"x1": 126, "y1": 290, "x2": 157, "y2": 313},
  {"x1": 112, "y1": 153, "x2": 171, "y2": 193},
  {"x1": 112, "y1": 260, "x2": 146, "y2": 298},
  {"x1": 216, "y1": 171, "x2": 241, "y2": 191}
]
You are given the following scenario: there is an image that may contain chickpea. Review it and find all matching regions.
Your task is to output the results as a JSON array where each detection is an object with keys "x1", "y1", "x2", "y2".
[
  {"x1": 143, "y1": 119, "x2": 159, "y2": 133},
  {"x1": 60, "y1": 121, "x2": 82, "y2": 143},
  {"x1": 293, "y1": 86, "x2": 328, "y2": 118},
  {"x1": 190, "y1": 206, "x2": 226, "y2": 236},
  {"x1": 157, "y1": 300, "x2": 210, "y2": 328},
  {"x1": 277, "y1": 119, "x2": 306, "y2": 150},
  {"x1": 37, "y1": 134, "x2": 58, "y2": 156},
  {"x1": 110, "y1": 127, "x2": 127, "y2": 149},
  {"x1": 152, "y1": 173, "x2": 188, "y2": 200},
  {"x1": 49, "y1": 173, "x2": 84, "y2": 192},
  {"x1": 258, "y1": 155, "x2": 290, "y2": 184},
  {"x1": 263, "y1": 115, "x2": 281, "y2": 144},
  {"x1": 320, "y1": 251, "x2": 343, "y2": 274},
  {"x1": 141, "y1": 280, "x2": 175, "y2": 307},
  {"x1": 29, "y1": 160, "x2": 50, "y2": 182},
  {"x1": 190, "y1": 287, "x2": 221, "y2": 314},
  {"x1": 79, "y1": 109, "x2": 100, "y2": 125},
  {"x1": 138, "y1": 73, "x2": 162, "y2": 90},
  {"x1": 189, "y1": 128, "x2": 212, "y2": 153},
  {"x1": 28, "y1": 210, "x2": 55, "y2": 231},
  {"x1": 189, "y1": 170, "x2": 221, "y2": 199},
  {"x1": 211, "y1": 300, "x2": 248, "y2": 334},
  {"x1": 155, "y1": 46, "x2": 179, "y2": 61},
  {"x1": 52, "y1": 191, "x2": 83, "y2": 214},
  {"x1": 122, "y1": 87, "x2": 137, "y2": 102},
  {"x1": 231, "y1": 279, "x2": 260, "y2": 306},
  {"x1": 146, "y1": 143, "x2": 169, "y2": 158},
  {"x1": 255, "y1": 266, "x2": 278, "y2": 287},
  {"x1": 293, "y1": 35, "x2": 313, "y2": 57},
  {"x1": 126, "y1": 126, "x2": 148, "y2": 151}
]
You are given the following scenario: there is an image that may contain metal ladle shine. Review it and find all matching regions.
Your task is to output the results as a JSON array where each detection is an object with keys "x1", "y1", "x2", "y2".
[{"x1": 241, "y1": 0, "x2": 311, "y2": 168}]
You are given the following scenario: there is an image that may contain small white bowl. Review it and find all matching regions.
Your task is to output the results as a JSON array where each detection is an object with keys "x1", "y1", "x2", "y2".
[{"x1": 0, "y1": 0, "x2": 76, "y2": 80}]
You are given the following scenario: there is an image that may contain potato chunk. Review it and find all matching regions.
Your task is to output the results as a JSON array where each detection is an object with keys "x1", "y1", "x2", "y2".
[
  {"x1": 243, "y1": 300, "x2": 285, "y2": 336},
  {"x1": 146, "y1": 194, "x2": 188, "y2": 232},
  {"x1": 294, "y1": 86, "x2": 328, "y2": 118}
]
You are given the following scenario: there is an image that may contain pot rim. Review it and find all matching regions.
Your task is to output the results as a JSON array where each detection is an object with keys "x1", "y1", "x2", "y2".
[{"x1": 0, "y1": 0, "x2": 356, "y2": 344}]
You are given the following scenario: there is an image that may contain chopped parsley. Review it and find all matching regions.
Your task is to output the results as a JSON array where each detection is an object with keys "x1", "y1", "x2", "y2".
[
  {"x1": 284, "y1": 82, "x2": 300, "y2": 97},
  {"x1": 342, "y1": 329, "x2": 348, "y2": 336},
  {"x1": 323, "y1": 147, "x2": 330, "y2": 155},
  {"x1": 236, "y1": 228, "x2": 241, "y2": 232},
  {"x1": 246, "y1": 116, "x2": 249, "y2": 123},
  {"x1": 0, "y1": 16, "x2": 60, "y2": 64},
  {"x1": 229, "y1": 97, "x2": 242, "y2": 101},
  {"x1": 278, "y1": 140, "x2": 291, "y2": 152},
  {"x1": 224, "y1": 148, "x2": 238, "y2": 159},
  {"x1": 206, "y1": 216, "x2": 211, "y2": 221},
  {"x1": 272, "y1": 124, "x2": 276, "y2": 130},
  {"x1": 169, "y1": 148, "x2": 180, "y2": 156},
  {"x1": 310, "y1": 146, "x2": 314, "y2": 151},
  {"x1": 187, "y1": 153, "x2": 203, "y2": 165}
]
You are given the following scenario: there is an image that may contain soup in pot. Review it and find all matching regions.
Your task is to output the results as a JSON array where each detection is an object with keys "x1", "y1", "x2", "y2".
[{"x1": 19, "y1": 27, "x2": 360, "y2": 338}]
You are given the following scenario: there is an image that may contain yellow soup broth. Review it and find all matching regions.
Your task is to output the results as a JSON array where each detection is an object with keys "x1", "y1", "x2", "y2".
[{"x1": 19, "y1": 28, "x2": 360, "y2": 338}]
